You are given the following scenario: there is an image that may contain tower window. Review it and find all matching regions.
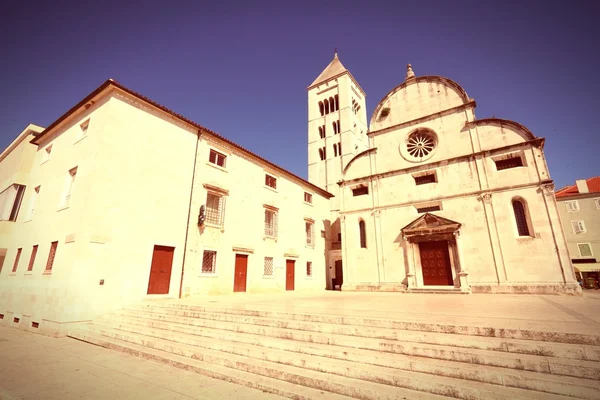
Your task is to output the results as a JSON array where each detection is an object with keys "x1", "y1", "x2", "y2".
[
  {"x1": 512, "y1": 198, "x2": 531, "y2": 236},
  {"x1": 324, "y1": 99, "x2": 330, "y2": 114},
  {"x1": 333, "y1": 144, "x2": 338, "y2": 157},
  {"x1": 332, "y1": 121, "x2": 337, "y2": 135},
  {"x1": 318, "y1": 101, "x2": 324, "y2": 116},
  {"x1": 318, "y1": 126, "x2": 325, "y2": 139},
  {"x1": 318, "y1": 148, "x2": 325, "y2": 161},
  {"x1": 352, "y1": 186, "x2": 369, "y2": 196},
  {"x1": 336, "y1": 120, "x2": 340, "y2": 133},
  {"x1": 359, "y1": 220, "x2": 367, "y2": 248},
  {"x1": 334, "y1": 94, "x2": 339, "y2": 111}
]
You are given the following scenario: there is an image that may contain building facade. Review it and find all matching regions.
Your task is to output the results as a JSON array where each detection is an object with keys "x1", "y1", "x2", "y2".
[
  {"x1": 307, "y1": 56, "x2": 580, "y2": 295},
  {"x1": 555, "y1": 177, "x2": 600, "y2": 288},
  {"x1": 0, "y1": 80, "x2": 331, "y2": 336}
]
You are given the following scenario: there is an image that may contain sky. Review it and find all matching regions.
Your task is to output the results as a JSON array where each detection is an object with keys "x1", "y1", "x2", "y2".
[{"x1": 1, "y1": 0, "x2": 599, "y2": 190}]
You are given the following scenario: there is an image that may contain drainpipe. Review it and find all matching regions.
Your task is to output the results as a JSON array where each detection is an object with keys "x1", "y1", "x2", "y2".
[{"x1": 179, "y1": 129, "x2": 201, "y2": 298}]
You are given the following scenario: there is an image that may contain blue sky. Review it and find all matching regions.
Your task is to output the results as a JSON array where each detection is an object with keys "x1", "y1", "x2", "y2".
[{"x1": 1, "y1": 1, "x2": 598, "y2": 190}]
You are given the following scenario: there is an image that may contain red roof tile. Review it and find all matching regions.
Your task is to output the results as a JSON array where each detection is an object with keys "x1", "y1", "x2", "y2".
[{"x1": 555, "y1": 176, "x2": 600, "y2": 198}]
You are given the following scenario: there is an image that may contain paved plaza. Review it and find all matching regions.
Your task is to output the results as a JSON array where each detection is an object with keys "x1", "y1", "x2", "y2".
[{"x1": 1, "y1": 291, "x2": 599, "y2": 399}]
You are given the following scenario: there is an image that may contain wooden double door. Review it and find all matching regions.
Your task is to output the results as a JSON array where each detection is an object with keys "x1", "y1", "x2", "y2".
[
  {"x1": 147, "y1": 245, "x2": 175, "y2": 295},
  {"x1": 419, "y1": 240, "x2": 454, "y2": 286}
]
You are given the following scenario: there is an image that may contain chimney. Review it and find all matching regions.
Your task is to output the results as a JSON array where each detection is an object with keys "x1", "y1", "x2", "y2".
[{"x1": 575, "y1": 179, "x2": 589, "y2": 193}]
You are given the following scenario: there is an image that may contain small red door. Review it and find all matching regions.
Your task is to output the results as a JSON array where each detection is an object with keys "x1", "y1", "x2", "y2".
[
  {"x1": 147, "y1": 245, "x2": 175, "y2": 295},
  {"x1": 286, "y1": 259, "x2": 295, "y2": 291},
  {"x1": 419, "y1": 241, "x2": 453, "y2": 286},
  {"x1": 234, "y1": 254, "x2": 248, "y2": 292}
]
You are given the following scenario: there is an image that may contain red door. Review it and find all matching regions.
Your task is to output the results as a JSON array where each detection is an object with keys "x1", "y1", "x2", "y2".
[
  {"x1": 234, "y1": 254, "x2": 248, "y2": 292},
  {"x1": 419, "y1": 241, "x2": 453, "y2": 286},
  {"x1": 286, "y1": 260, "x2": 295, "y2": 291},
  {"x1": 147, "y1": 245, "x2": 175, "y2": 294}
]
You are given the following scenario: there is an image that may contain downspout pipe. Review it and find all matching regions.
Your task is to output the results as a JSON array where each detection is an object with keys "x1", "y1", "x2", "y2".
[{"x1": 179, "y1": 129, "x2": 201, "y2": 298}]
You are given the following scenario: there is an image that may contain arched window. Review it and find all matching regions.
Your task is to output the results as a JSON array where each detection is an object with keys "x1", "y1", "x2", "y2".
[
  {"x1": 335, "y1": 95, "x2": 339, "y2": 111},
  {"x1": 338, "y1": 142, "x2": 341, "y2": 155},
  {"x1": 333, "y1": 144, "x2": 338, "y2": 157},
  {"x1": 318, "y1": 148, "x2": 324, "y2": 160},
  {"x1": 324, "y1": 99, "x2": 330, "y2": 114},
  {"x1": 337, "y1": 120, "x2": 340, "y2": 133},
  {"x1": 318, "y1": 126, "x2": 323, "y2": 138},
  {"x1": 329, "y1": 97, "x2": 334, "y2": 111},
  {"x1": 512, "y1": 198, "x2": 531, "y2": 236},
  {"x1": 359, "y1": 220, "x2": 367, "y2": 248},
  {"x1": 318, "y1": 101, "x2": 324, "y2": 116},
  {"x1": 332, "y1": 121, "x2": 337, "y2": 134}
]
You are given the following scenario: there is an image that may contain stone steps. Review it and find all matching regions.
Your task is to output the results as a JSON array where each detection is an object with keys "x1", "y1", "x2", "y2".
[
  {"x1": 69, "y1": 328, "x2": 448, "y2": 400},
  {"x1": 129, "y1": 302, "x2": 600, "y2": 346},
  {"x1": 68, "y1": 301, "x2": 600, "y2": 400},
  {"x1": 119, "y1": 306, "x2": 600, "y2": 362},
  {"x1": 106, "y1": 309, "x2": 600, "y2": 381},
  {"x1": 93, "y1": 318, "x2": 600, "y2": 399}
]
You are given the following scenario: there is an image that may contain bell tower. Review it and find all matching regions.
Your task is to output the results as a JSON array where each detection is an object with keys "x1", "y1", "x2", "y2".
[{"x1": 307, "y1": 51, "x2": 368, "y2": 211}]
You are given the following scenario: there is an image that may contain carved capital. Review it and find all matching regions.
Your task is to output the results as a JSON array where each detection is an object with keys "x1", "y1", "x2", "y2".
[
  {"x1": 478, "y1": 192, "x2": 493, "y2": 204},
  {"x1": 541, "y1": 183, "x2": 555, "y2": 195},
  {"x1": 453, "y1": 230, "x2": 461, "y2": 238}
]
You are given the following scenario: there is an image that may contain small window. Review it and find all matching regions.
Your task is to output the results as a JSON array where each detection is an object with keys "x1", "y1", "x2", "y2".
[
  {"x1": 45, "y1": 241, "x2": 58, "y2": 272},
  {"x1": 264, "y1": 209, "x2": 278, "y2": 238},
  {"x1": 304, "y1": 192, "x2": 313, "y2": 204},
  {"x1": 305, "y1": 221, "x2": 314, "y2": 246},
  {"x1": 27, "y1": 186, "x2": 41, "y2": 220},
  {"x1": 333, "y1": 143, "x2": 338, "y2": 157},
  {"x1": 318, "y1": 148, "x2": 325, "y2": 161},
  {"x1": 27, "y1": 245, "x2": 38, "y2": 272},
  {"x1": 78, "y1": 119, "x2": 89, "y2": 140},
  {"x1": 565, "y1": 201, "x2": 579, "y2": 212},
  {"x1": 205, "y1": 192, "x2": 225, "y2": 227},
  {"x1": 265, "y1": 174, "x2": 277, "y2": 189},
  {"x1": 359, "y1": 220, "x2": 367, "y2": 248},
  {"x1": 336, "y1": 120, "x2": 341, "y2": 133},
  {"x1": 42, "y1": 145, "x2": 52, "y2": 163},
  {"x1": 318, "y1": 101, "x2": 324, "y2": 116},
  {"x1": 417, "y1": 205, "x2": 441, "y2": 213},
  {"x1": 578, "y1": 243, "x2": 593, "y2": 258},
  {"x1": 414, "y1": 173, "x2": 437, "y2": 185},
  {"x1": 209, "y1": 149, "x2": 227, "y2": 168},
  {"x1": 61, "y1": 167, "x2": 78, "y2": 208},
  {"x1": 263, "y1": 257, "x2": 274, "y2": 276},
  {"x1": 495, "y1": 156, "x2": 524, "y2": 171},
  {"x1": 352, "y1": 186, "x2": 369, "y2": 196},
  {"x1": 202, "y1": 250, "x2": 217, "y2": 274},
  {"x1": 12, "y1": 248, "x2": 22, "y2": 273},
  {"x1": 512, "y1": 199, "x2": 531, "y2": 236},
  {"x1": 306, "y1": 262, "x2": 313, "y2": 277},
  {"x1": 572, "y1": 220, "x2": 586, "y2": 235}
]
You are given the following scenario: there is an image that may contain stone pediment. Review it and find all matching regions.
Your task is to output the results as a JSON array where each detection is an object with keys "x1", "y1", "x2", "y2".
[{"x1": 401, "y1": 213, "x2": 461, "y2": 237}]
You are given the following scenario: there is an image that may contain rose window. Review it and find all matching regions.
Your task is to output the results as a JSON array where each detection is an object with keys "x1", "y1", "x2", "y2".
[{"x1": 406, "y1": 130, "x2": 436, "y2": 158}]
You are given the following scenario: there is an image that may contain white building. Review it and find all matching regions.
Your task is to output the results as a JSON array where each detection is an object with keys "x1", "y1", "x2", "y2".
[
  {"x1": 0, "y1": 54, "x2": 582, "y2": 336},
  {"x1": 308, "y1": 55, "x2": 580, "y2": 295}
]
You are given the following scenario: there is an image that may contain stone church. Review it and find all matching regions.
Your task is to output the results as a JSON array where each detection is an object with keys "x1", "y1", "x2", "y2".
[{"x1": 309, "y1": 53, "x2": 580, "y2": 295}]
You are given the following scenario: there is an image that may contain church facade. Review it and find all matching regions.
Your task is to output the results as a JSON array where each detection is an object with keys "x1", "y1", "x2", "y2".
[{"x1": 309, "y1": 54, "x2": 580, "y2": 295}]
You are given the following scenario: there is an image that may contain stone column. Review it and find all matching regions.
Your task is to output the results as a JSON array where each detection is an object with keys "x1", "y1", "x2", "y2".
[
  {"x1": 404, "y1": 236, "x2": 418, "y2": 288},
  {"x1": 453, "y1": 230, "x2": 470, "y2": 291}
]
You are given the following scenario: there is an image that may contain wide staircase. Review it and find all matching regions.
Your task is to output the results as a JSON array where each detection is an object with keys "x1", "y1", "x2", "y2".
[{"x1": 68, "y1": 301, "x2": 600, "y2": 399}]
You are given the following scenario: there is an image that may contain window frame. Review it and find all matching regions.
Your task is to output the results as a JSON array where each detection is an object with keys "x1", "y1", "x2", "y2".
[
  {"x1": 351, "y1": 185, "x2": 369, "y2": 197},
  {"x1": 571, "y1": 220, "x2": 586, "y2": 235},
  {"x1": 45, "y1": 241, "x2": 58, "y2": 272},
  {"x1": 306, "y1": 261, "x2": 313, "y2": 277},
  {"x1": 512, "y1": 198, "x2": 533, "y2": 237},
  {"x1": 12, "y1": 248, "x2": 22, "y2": 273},
  {"x1": 264, "y1": 207, "x2": 278, "y2": 238},
  {"x1": 305, "y1": 220, "x2": 315, "y2": 247},
  {"x1": 577, "y1": 243, "x2": 594, "y2": 258},
  {"x1": 565, "y1": 200, "x2": 580, "y2": 212},
  {"x1": 303, "y1": 192, "x2": 313, "y2": 204},
  {"x1": 201, "y1": 250, "x2": 217, "y2": 275},
  {"x1": 208, "y1": 149, "x2": 227, "y2": 168},
  {"x1": 265, "y1": 174, "x2": 277, "y2": 190},
  {"x1": 205, "y1": 191, "x2": 226, "y2": 228},
  {"x1": 263, "y1": 256, "x2": 274, "y2": 277},
  {"x1": 359, "y1": 220, "x2": 367, "y2": 249},
  {"x1": 27, "y1": 245, "x2": 38, "y2": 272}
]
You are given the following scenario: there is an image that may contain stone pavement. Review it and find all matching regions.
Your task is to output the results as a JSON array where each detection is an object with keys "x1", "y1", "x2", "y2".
[
  {"x1": 0, "y1": 326, "x2": 285, "y2": 400},
  {"x1": 164, "y1": 290, "x2": 600, "y2": 337}
]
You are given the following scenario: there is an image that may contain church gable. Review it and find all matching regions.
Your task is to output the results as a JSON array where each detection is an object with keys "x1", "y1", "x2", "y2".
[{"x1": 401, "y1": 213, "x2": 461, "y2": 238}]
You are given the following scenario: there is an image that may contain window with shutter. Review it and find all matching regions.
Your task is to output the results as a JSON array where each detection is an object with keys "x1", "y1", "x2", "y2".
[
  {"x1": 565, "y1": 201, "x2": 579, "y2": 212},
  {"x1": 209, "y1": 149, "x2": 227, "y2": 168},
  {"x1": 264, "y1": 209, "x2": 278, "y2": 238},
  {"x1": 571, "y1": 220, "x2": 586, "y2": 234}
]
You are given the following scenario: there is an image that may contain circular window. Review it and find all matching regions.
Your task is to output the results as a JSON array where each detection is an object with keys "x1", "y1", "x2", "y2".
[{"x1": 399, "y1": 128, "x2": 438, "y2": 162}]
